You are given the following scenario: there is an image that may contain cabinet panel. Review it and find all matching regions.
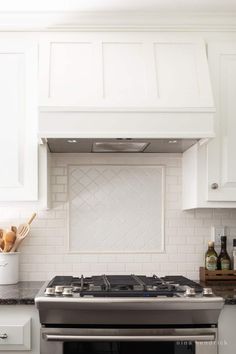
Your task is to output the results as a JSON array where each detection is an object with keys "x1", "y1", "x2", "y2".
[
  {"x1": 0, "y1": 319, "x2": 30, "y2": 351},
  {"x1": 219, "y1": 305, "x2": 236, "y2": 354},
  {"x1": 154, "y1": 43, "x2": 198, "y2": 104},
  {"x1": 0, "y1": 305, "x2": 40, "y2": 354},
  {"x1": 0, "y1": 42, "x2": 38, "y2": 201},
  {"x1": 221, "y1": 56, "x2": 236, "y2": 184},
  {"x1": 39, "y1": 33, "x2": 214, "y2": 111},
  {"x1": 0, "y1": 53, "x2": 24, "y2": 187},
  {"x1": 49, "y1": 42, "x2": 98, "y2": 103},
  {"x1": 102, "y1": 42, "x2": 147, "y2": 103},
  {"x1": 153, "y1": 41, "x2": 213, "y2": 107},
  {"x1": 207, "y1": 43, "x2": 236, "y2": 201}
]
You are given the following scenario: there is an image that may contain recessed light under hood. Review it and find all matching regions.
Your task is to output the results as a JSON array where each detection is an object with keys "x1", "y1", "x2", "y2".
[{"x1": 92, "y1": 141, "x2": 149, "y2": 153}]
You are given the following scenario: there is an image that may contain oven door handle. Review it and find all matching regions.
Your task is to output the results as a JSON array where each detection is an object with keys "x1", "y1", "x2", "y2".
[{"x1": 44, "y1": 334, "x2": 215, "y2": 342}]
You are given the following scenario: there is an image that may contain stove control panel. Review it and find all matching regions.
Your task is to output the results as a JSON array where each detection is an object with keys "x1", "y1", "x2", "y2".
[
  {"x1": 202, "y1": 287, "x2": 213, "y2": 296},
  {"x1": 184, "y1": 288, "x2": 196, "y2": 297},
  {"x1": 45, "y1": 287, "x2": 75, "y2": 297},
  {"x1": 45, "y1": 287, "x2": 56, "y2": 296},
  {"x1": 62, "y1": 287, "x2": 73, "y2": 296},
  {"x1": 44, "y1": 286, "x2": 215, "y2": 298},
  {"x1": 183, "y1": 287, "x2": 214, "y2": 298},
  {"x1": 55, "y1": 285, "x2": 64, "y2": 294}
]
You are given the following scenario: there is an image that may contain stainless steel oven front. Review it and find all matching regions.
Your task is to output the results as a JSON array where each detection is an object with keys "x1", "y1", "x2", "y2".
[{"x1": 41, "y1": 327, "x2": 218, "y2": 354}]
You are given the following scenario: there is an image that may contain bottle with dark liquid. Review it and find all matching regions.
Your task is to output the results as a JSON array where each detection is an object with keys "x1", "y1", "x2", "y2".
[
  {"x1": 217, "y1": 236, "x2": 231, "y2": 270},
  {"x1": 205, "y1": 241, "x2": 218, "y2": 271}
]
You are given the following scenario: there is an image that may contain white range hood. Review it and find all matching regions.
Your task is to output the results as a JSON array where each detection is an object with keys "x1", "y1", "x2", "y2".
[{"x1": 38, "y1": 33, "x2": 215, "y2": 143}]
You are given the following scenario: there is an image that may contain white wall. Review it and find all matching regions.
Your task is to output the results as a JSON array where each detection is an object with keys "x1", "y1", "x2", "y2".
[{"x1": 1, "y1": 153, "x2": 236, "y2": 281}]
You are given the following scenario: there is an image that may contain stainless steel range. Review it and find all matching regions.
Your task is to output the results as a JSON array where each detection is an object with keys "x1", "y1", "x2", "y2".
[{"x1": 35, "y1": 274, "x2": 224, "y2": 354}]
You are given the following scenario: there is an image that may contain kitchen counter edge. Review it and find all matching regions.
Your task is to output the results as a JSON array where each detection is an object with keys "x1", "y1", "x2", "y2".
[
  {"x1": 0, "y1": 281, "x2": 44, "y2": 305},
  {"x1": 0, "y1": 281, "x2": 236, "y2": 305}
]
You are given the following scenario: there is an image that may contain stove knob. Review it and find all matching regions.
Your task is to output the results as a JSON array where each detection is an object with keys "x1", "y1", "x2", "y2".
[
  {"x1": 45, "y1": 287, "x2": 55, "y2": 296},
  {"x1": 184, "y1": 288, "x2": 196, "y2": 297},
  {"x1": 203, "y1": 288, "x2": 213, "y2": 296},
  {"x1": 55, "y1": 286, "x2": 64, "y2": 294},
  {"x1": 63, "y1": 287, "x2": 73, "y2": 297}
]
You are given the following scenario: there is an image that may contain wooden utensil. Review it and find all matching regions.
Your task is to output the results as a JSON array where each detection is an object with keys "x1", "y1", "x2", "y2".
[
  {"x1": 11, "y1": 226, "x2": 17, "y2": 234},
  {"x1": 0, "y1": 229, "x2": 4, "y2": 252},
  {"x1": 10, "y1": 213, "x2": 37, "y2": 252},
  {"x1": 27, "y1": 213, "x2": 37, "y2": 225},
  {"x1": 3, "y1": 230, "x2": 16, "y2": 252}
]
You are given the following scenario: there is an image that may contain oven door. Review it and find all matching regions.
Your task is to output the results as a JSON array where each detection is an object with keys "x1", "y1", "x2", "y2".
[{"x1": 41, "y1": 327, "x2": 218, "y2": 354}]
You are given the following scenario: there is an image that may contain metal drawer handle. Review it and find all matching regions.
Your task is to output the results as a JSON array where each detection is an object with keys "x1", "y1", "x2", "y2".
[
  {"x1": 44, "y1": 334, "x2": 215, "y2": 342},
  {"x1": 0, "y1": 333, "x2": 8, "y2": 340}
]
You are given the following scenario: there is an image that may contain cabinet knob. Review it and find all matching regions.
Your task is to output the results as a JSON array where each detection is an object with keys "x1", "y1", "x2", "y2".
[
  {"x1": 0, "y1": 333, "x2": 8, "y2": 339},
  {"x1": 211, "y1": 183, "x2": 219, "y2": 190}
]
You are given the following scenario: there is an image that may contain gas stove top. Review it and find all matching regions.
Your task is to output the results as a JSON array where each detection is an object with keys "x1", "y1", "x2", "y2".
[
  {"x1": 35, "y1": 274, "x2": 224, "y2": 326},
  {"x1": 44, "y1": 274, "x2": 204, "y2": 298}
]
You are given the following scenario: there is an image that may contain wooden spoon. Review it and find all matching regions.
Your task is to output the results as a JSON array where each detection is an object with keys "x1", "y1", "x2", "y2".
[
  {"x1": 0, "y1": 229, "x2": 4, "y2": 252},
  {"x1": 3, "y1": 231, "x2": 16, "y2": 252},
  {"x1": 10, "y1": 213, "x2": 37, "y2": 252}
]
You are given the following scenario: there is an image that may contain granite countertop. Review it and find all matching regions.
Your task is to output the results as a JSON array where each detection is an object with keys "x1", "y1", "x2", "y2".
[
  {"x1": 199, "y1": 280, "x2": 236, "y2": 305},
  {"x1": 0, "y1": 281, "x2": 44, "y2": 305},
  {"x1": 0, "y1": 280, "x2": 236, "y2": 305}
]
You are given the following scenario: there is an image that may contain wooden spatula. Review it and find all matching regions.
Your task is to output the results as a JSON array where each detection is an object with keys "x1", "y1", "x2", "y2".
[{"x1": 10, "y1": 213, "x2": 37, "y2": 252}]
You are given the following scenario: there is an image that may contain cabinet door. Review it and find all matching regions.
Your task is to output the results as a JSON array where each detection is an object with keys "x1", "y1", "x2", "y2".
[
  {"x1": 219, "y1": 305, "x2": 236, "y2": 354},
  {"x1": 0, "y1": 42, "x2": 38, "y2": 201},
  {"x1": 207, "y1": 43, "x2": 236, "y2": 201}
]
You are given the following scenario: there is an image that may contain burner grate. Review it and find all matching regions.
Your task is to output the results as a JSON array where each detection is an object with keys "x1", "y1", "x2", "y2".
[
  {"x1": 47, "y1": 274, "x2": 203, "y2": 297},
  {"x1": 161, "y1": 276, "x2": 203, "y2": 292}
]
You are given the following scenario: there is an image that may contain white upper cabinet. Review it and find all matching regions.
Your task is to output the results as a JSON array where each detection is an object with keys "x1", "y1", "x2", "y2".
[
  {"x1": 0, "y1": 41, "x2": 38, "y2": 201},
  {"x1": 207, "y1": 43, "x2": 236, "y2": 202},
  {"x1": 183, "y1": 42, "x2": 236, "y2": 209},
  {"x1": 39, "y1": 33, "x2": 214, "y2": 110}
]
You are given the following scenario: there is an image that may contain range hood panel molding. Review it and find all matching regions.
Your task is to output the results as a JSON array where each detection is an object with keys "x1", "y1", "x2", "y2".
[
  {"x1": 39, "y1": 110, "x2": 214, "y2": 140},
  {"x1": 39, "y1": 33, "x2": 215, "y2": 140}
]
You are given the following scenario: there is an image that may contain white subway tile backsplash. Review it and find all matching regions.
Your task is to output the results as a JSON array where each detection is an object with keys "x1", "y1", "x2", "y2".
[
  {"x1": 151, "y1": 254, "x2": 169, "y2": 262},
  {"x1": 56, "y1": 176, "x2": 67, "y2": 184},
  {"x1": 46, "y1": 219, "x2": 66, "y2": 228},
  {"x1": 186, "y1": 236, "x2": 204, "y2": 245},
  {"x1": 107, "y1": 263, "x2": 126, "y2": 272},
  {"x1": 166, "y1": 176, "x2": 179, "y2": 185},
  {"x1": 125, "y1": 263, "x2": 143, "y2": 272},
  {"x1": 56, "y1": 193, "x2": 67, "y2": 202},
  {"x1": 165, "y1": 245, "x2": 178, "y2": 254},
  {"x1": 168, "y1": 236, "x2": 186, "y2": 245},
  {"x1": 46, "y1": 255, "x2": 64, "y2": 264},
  {"x1": 27, "y1": 272, "x2": 47, "y2": 281},
  {"x1": 98, "y1": 254, "x2": 117, "y2": 263},
  {"x1": 52, "y1": 185, "x2": 65, "y2": 193},
  {"x1": 79, "y1": 255, "x2": 99, "y2": 263},
  {"x1": 52, "y1": 167, "x2": 66, "y2": 176},
  {"x1": 141, "y1": 263, "x2": 161, "y2": 272},
  {"x1": 177, "y1": 245, "x2": 194, "y2": 253},
  {"x1": 1, "y1": 153, "x2": 236, "y2": 282},
  {"x1": 169, "y1": 254, "x2": 187, "y2": 263},
  {"x1": 73, "y1": 263, "x2": 92, "y2": 272},
  {"x1": 55, "y1": 263, "x2": 73, "y2": 272}
]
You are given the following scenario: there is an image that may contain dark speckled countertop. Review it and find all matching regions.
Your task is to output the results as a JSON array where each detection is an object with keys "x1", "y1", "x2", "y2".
[
  {"x1": 199, "y1": 280, "x2": 236, "y2": 305},
  {"x1": 0, "y1": 281, "x2": 44, "y2": 305},
  {"x1": 0, "y1": 280, "x2": 236, "y2": 305}
]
